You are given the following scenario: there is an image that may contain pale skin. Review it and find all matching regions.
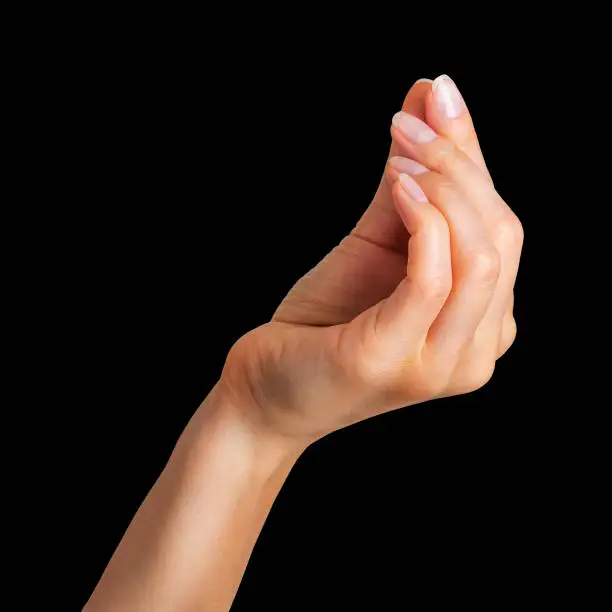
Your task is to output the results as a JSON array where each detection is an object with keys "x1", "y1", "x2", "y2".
[{"x1": 85, "y1": 75, "x2": 524, "y2": 611}]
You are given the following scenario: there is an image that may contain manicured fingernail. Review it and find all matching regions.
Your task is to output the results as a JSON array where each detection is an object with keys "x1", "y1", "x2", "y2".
[
  {"x1": 432, "y1": 74, "x2": 465, "y2": 119},
  {"x1": 392, "y1": 112, "x2": 438, "y2": 144},
  {"x1": 398, "y1": 173, "x2": 428, "y2": 202},
  {"x1": 389, "y1": 156, "x2": 428, "y2": 175},
  {"x1": 414, "y1": 77, "x2": 433, "y2": 85}
]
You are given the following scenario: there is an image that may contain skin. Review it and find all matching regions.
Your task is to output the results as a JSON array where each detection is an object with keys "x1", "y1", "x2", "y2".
[{"x1": 85, "y1": 75, "x2": 523, "y2": 611}]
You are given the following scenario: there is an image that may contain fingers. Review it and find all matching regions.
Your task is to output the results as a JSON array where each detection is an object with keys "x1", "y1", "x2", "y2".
[
  {"x1": 420, "y1": 77, "x2": 524, "y2": 348},
  {"x1": 390, "y1": 107, "x2": 523, "y2": 358},
  {"x1": 368, "y1": 178, "x2": 451, "y2": 354},
  {"x1": 389, "y1": 156, "x2": 522, "y2": 359},
  {"x1": 389, "y1": 78, "x2": 429, "y2": 155},
  {"x1": 399, "y1": 79, "x2": 429, "y2": 121},
  {"x1": 400, "y1": 171, "x2": 501, "y2": 359},
  {"x1": 423, "y1": 75, "x2": 492, "y2": 180},
  {"x1": 390, "y1": 111, "x2": 509, "y2": 226},
  {"x1": 359, "y1": 79, "x2": 522, "y2": 390},
  {"x1": 473, "y1": 212, "x2": 523, "y2": 353}
]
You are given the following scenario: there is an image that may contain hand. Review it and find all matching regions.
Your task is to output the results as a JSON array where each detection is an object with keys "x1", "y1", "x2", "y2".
[
  {"x1": 221, "y1": 75, "x2": 523, "y2": 447},
  {"x1": 85, "y1": 76, "x2": 524, "y2": 612}
]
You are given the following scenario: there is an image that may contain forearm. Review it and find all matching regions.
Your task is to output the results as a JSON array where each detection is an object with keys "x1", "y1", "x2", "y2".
[{"x1": 85, "y1": 382, "x2": 303, "y2": 612}]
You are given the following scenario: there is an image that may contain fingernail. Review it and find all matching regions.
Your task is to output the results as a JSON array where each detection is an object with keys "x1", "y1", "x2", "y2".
[
  {"x1": 432, "y1": 74, "x2": 465, "y2": 119},
  {"x1": 414, "y1": 77, "x2": 433, "y2": 85},
  {"x1": 389, "y1": 156, "x2": 428, "y2": 175},
  {"x1": 398, "y1": 173, "x2": 428, "y2": 202},
  {"x1": 392, "y1": 112, "x2": 438, "y2": 144}
]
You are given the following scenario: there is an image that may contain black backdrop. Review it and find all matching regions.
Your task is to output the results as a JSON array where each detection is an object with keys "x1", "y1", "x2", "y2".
[{"x1": 68, "y1": 45, "x2": 578, "y2": 609}]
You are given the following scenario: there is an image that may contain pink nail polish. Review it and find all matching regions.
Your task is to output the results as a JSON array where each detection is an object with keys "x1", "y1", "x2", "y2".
[
  {"x1": 398, "y1": 173, "x2": 428, "y2": 202},
  {"x1": 391, "y1": 112, "x2": 438, "y2": 144},
  {"x1": 389, "y1": 156, "x2": 429, "y2": 175},
  {"x1": 432, "y1": 74, "x2": 465, "y2": 119}
]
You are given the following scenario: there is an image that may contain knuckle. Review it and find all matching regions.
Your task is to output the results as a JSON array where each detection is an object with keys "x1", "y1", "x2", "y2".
[
  {"x1": 462, "y1": 360, "x2": 496, "y2": 393},
  {"x1": 420, "y1": 202, "x2": 451, "y2": 238},
  {"x1": 352, "y1": 352, "x2": 380, "y2": 385},
  {"x1": 465, "y1": 245, "x2": 501, "y2": 284},
  {"x1": 403, "y1": 347, "x2": 454, "y2": 399},
  {"x1": 408, "y1": 373, "x2": 447, "y2": 399},
  {"x1": 430, "y1": 140, "x2": 462, "y2": 174},
  {"x1": 410, "y1": 273, "x2": 452, "y2": 302},
  {"x1": 428, "y1": 177, "x2": 458, "y2": 203},
  {"x1": 492, "y1": 213, "x2": 524, "y2": 251},
  {"x1": 388, "y1": 357, "x2": 449, "y2": 400},
  {"x1": 350, "y1": 343, "x2": 395, "y2": 390}
]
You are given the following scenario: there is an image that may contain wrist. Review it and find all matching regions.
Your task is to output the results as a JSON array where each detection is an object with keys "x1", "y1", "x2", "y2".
[{"x1": 178, "y1": 379, "x2": 306, "y2": 485}]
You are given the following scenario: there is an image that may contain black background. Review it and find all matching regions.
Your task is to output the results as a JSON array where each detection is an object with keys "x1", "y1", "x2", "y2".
[{"x1": 61, "y1": 35, "x2": 593, "y2": 609}]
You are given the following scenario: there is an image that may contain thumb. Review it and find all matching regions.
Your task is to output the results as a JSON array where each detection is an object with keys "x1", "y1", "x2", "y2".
[
  {"x1": 352, "y1": 79, "x2": 432, "y2": 250},
  {"x1": 376, "y1": 78, "x2": 431, "y2": 192}
]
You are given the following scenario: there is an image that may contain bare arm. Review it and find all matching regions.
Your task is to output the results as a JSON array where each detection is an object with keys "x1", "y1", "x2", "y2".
[
  {"x1": 85, "y1": 383, "x2": 302, "y2": 611},
  {"x1": 85, "y1": 74, "x2": 523, "y2": 610}
]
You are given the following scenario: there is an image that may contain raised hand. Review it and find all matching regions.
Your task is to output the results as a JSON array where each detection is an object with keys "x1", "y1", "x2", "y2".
[
  {"x1": 85, "y1": 75, "x2": 525, "y2": 612},
  {"x1": 221, "y1": 75, "x2": 523, "y2": 445}
]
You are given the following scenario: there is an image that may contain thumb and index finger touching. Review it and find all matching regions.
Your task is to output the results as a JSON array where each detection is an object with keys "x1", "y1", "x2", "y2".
[
  {"x1": 393, "y1": 75, "x2": 491, "y2": 180},
  {"x1": 365, "y1": 76, "x2": 495, "y2": 354},
  {"x1": 355, "y1": 76, "x2": 488, "y2": 252}
]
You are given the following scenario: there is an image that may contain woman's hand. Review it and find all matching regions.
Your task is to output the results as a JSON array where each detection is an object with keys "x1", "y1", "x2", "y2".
[
  {"x1": 221, "y1": 75, "x2": 523, "y2": 447},
  {"x1": 85, "y1": 76, "x2": 524, "y2": 611}
]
